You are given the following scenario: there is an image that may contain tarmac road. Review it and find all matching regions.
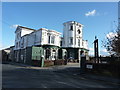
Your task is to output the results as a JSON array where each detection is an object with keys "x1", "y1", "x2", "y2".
[{"x1": 2, "y1": 63, "x2": 119, "y2": 88}]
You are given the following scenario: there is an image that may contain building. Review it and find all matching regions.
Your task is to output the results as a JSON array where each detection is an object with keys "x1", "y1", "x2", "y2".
[
  {"x1": 12, "y1": 21, "x2": 88, "y2": 66},
  {"x1": 9, "y1": 46, "x2": 15, "y2": 61},
  {"x1": 61, "y1": 21, "x2": 89, "y2": 61},
  {"x1": 14, "y1": 26, "x2": 61, "y2": 64},
  {"x1": 1, "y1": 47, "x2": 10, "y2": 62}
]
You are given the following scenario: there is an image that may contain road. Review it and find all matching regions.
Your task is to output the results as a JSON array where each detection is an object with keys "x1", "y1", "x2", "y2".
[{"x1": 2, "y1": 62, "x2": 119, "y2": 88}]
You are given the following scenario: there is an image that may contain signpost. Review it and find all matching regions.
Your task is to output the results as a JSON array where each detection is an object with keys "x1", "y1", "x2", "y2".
[{"x1": 94, "y1": 36, "x2": 99, "y2": 63}]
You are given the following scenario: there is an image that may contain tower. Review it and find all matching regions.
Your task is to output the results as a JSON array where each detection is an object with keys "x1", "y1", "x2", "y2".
[
  {"x1": 62, "y1": 21, "x2": 88, "y2": 62},
  {"x1": 62, "y1": 21, "x2": 83, "y2": 48}
]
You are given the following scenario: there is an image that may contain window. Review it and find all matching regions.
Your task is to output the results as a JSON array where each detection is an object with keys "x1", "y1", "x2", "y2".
[
  {"x1": 78, "y1": 39, "x2": 80, "y2": 46},
  {"x1": 70, "y1": 37, "x2": 73, "y2": 45},
  {"x1": 17, "y1": 33, "x2": 19, "y2": 39},
  {"x1": 21, "y1": 38, "x2": 24, "y2": 48},
  {"x1": 19, "y1": 41, "x2": 20, "y2": 47},
  {"x1": 16, "y1": 42, "x2": 18, "y2": 48},
  {"x1": 45, "y1": 49, "x2": 51, "y2": 59},
  {"x1": 60, "y1": 40, "x2": 62, "y2": 46},
  {"x1": 51, "y1": 36, "x2": 55, "y2": 44},
  {"x1": 77, "y1": 29, "x2": 81, "y2": 34},
  {"x1": 82, "y1": 41, "x2": 84, "y2": 46},
  {"x1": 70, "y1": 25, "x2": 73, "y2": 30},
  {"x1": 48, "y1": 36, "x2": 50, "y2": 43}
]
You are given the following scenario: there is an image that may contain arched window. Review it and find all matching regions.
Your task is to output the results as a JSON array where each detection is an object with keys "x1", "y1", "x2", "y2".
[
  {"x1": 77, "y1": 29, "x2": 81, "y2": 34},
  {"x1": 70, "y1": 25, "x2": 73, "y2": 30}
]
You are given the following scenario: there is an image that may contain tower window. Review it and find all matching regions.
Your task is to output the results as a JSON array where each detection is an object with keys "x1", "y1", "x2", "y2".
[
  {"x1": 82, "y1": 41, "x2": 84, "y2": 46},
  {"x1": 70, "y1": 26, "x2": 73, "y2": 30},
  {"x1": 78, "y1": 39, "x2": 80, "y2": 46},
  {"x1": 77, "y1": 29, "x2": 81, "y2": 34},
  {"x1": 60, "y1": 40, "x2": 62, "y2": 46},
  {"x1": 48, "y1": 36, "x2": 50, "y2": 43},
  {"x1": 70, "y1": 37, "x2": 73, "y2": 45}
]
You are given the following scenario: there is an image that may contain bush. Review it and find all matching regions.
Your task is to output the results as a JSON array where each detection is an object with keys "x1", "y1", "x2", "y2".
[
  {"x1": 44, "y1": 60, "x2": 54, "y2": 67},
  {"x1": 54, "y1": 60, "x2": 67, "y2": 65}
]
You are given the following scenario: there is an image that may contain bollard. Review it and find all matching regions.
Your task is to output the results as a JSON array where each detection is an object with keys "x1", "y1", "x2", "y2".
[{"x1": 41, "y1": 55, "x2": 44, "y2": 67}]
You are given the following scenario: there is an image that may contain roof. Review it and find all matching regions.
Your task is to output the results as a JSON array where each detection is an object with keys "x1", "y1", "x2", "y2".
[
  {"x1": 18, "y1": 26, "x2": 36, "y2": 31},
  {"x1": 63, "y1": 21, "x2": 83, "y2": 26},
  {"x1": 38, "y1": 28, "x2": 61, "y2": 35},
  {"x1": 15, "y1": 25, "x2": 36, "y2": 33}
]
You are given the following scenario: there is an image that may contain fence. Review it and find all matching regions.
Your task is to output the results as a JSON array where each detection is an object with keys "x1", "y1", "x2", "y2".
[{"x1": 85, "y1": 57, "x2": 120, "y2": 77}]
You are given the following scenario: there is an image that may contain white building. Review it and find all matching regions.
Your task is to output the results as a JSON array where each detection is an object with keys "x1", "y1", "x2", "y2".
[
  {"x1": 14, "y1": 26, "x2": 61, "y2": 63},
  {"x1": 14, "y1": 21, "x2": 89, "y2": 64},
  {"x1": 61, "y1": 21, "x2": 89, "y2": 61}
]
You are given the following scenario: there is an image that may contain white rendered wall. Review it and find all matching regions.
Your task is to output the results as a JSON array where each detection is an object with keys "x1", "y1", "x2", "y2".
[
  {"x1": 41, "y1": 29, "x2": 61, "y2": 47},
  {"x1": 27, "y1": 32, "x2": 35, "y2": 47},
  {"x1": 21, "y1": 29, "x2": 34, "y2": 37},
  {"x1": 34, "y1": 30, "x2": 42, "y2": 45},
  {"x1": 15, "y1": 27, "x2": 34, "y2": 50},
  {"x1": 15, "y1": 27, "x2": 61, "y2": 50},
  {"x1": 62, "y1": 21, "x2": 83, "y2": 48},
  {"x1": 82, "y1": 40, "x2": 88, "y2": 49}
]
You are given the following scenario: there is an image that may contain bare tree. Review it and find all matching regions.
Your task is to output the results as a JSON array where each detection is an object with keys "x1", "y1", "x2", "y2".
[{"x1": 102, "y1": 29, "x2": 120, "y2": 56}]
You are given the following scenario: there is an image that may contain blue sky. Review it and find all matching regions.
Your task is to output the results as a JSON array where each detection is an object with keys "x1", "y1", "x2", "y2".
[{"x1": 2, "y1": 2, "x2": 118, "y2": 56}]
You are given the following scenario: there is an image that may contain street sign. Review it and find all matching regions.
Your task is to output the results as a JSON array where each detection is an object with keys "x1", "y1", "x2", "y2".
[{"x1": 86, "y1": 64, "x2": 93, "y2": 69}]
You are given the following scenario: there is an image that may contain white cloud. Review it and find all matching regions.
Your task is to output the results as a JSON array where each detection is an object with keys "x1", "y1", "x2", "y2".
[
  {"x1": 89, "y1": 47, "x2": 94, "y2": 51},
  {"x1": 101, "y1": 49, "x2": 108, "y2": 53},
  {"x1": 85, "y1": 9, "x2": 96, "y2": 16},
  {"x1": 106, "y1": 32, "x2": 117, "y2": 39},
  {"x1": 88, "y1": 47, "x2": 94, "y2": 56},
  {"x1": 89, "y1": 51, "x2": 94, "y2": 56},
  {"x1": 100, "y1": 48, "x2": 110, "y2": 56},
  {"x1": 10, "y1": 24, "x2": 19, "y2": 29}
]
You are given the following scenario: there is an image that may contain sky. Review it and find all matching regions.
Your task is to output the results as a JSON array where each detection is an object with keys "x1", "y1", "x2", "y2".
[{"x1": 2, "y1": 2, "x2": 118, "y2": 56}]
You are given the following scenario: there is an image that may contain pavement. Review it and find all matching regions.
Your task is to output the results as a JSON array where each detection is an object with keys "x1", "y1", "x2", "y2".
[{"x1": 2, "y1": 61, "x2": 120, "y2": 88}]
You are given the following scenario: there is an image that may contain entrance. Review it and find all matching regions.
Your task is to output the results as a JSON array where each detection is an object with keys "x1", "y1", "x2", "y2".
[{"x1": 52, "y1": 50, "x2": 56, "y2": 60}]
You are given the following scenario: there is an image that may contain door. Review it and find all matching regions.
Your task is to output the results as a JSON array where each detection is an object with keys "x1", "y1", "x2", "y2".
[{"x1": 52, "y1": 50, "x2": 56, "y2": 60}]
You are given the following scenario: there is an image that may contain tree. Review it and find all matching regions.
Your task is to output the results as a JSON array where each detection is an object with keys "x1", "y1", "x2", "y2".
[{"x1": 102, "y1": 29, "x2": 120, "y2": 56}]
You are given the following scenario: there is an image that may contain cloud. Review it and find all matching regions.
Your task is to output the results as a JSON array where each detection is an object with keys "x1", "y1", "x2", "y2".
[
  {"x1": 89, "y1": 51, "x2": 94, "y2": 56},
  {"x1": 89, "y1": 47, "x2": 94, "y2": 56},
  {"x1": 10, "y1": 24, "x2": 19, "y2": 29},
  {"x1": 85, "y1": 9, "x2": 96, "y2": 16},
  {"x1": 106, "y1": 32, "x2": 117, "y2": 39},
  {"x1": 89, "y1": 47, "x2": 109, "y2": 56},
  {"x1": 100, "y1": 48, "x2": 110, "y2": 56},
  {"x1": 89, "y1": 47, "x2": 94, "y2": 51},
  {"x1": 101, "y1": 49, "x2": 108, "y2": 53}
]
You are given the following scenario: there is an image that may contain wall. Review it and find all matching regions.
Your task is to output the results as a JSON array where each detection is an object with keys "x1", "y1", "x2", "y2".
[
  {"x1": 21, "y1": 29, "x2": 34, "y2": 37},
  {"x1": 63, "y1": 21, "x2": 85, "y2": 48},
  {"x1": 27, "y1": 32, "x2": 36, "y2": 47},
  {"x1": 15, "y1": 27, "x2": 34, "y2": 50},
  {"x1": 41, "y1": 29, "x2": 61, "y2": 47}
]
